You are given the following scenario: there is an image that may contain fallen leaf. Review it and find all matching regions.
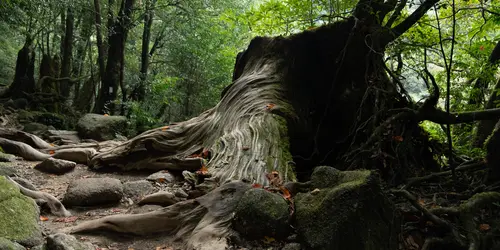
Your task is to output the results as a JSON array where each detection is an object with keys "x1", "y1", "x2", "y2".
[
  {"x1": 479, "y1": 224, "x2": 491, "y2": 231},
  {"x1": 393, "y1": 135, "x2": 404, "y2": 142},
  {"x1": 49, "y1": 150, "x2": 55, "y2": 155},
  {"x1": 196, "y1": 165, "x2": 209, "y2": 175},
  {"x1": 157, "y1": 178, "x2": 167, "y2": 183},
  {"x1": 262, "y1": 236, "x2": 275, "y2": 244},
  {"x1": 161, "y1": 126, "x2": 169, "y2": 131},
  {"x1": 201, "y1": 149, "x2": 210, "y2": 158},
  {"x1": 310, "y1": 188, "x2": 320, "y2": 195},
  {"x1": 103, "y1": 114, "x2": 109, "y2": 116},
  {"x1": 266, "y1": 171, "x2": 282, "y2": 188},
  {"x1": 280, "y1": 186, "x2": 291, "y2": 200},
  {"x1": 252, "y1": 183, "x2": 262, "y2": 188},
  {"x1": 265, "y1": 103, "x2": 276, "y2": 110},
  {"x1": 418, "y1": 198, "x2": 425, "y2": 206},
  {"x1": 40, "y1": 216, "x2": 49, "y2": 221},
  {"x1": 111, "y1": 208, "x2": 121, "y2": 213},
  {"x1": 480, "y1": 45, "x2": 485, "y2": 51},
  {"x1": 49, "y1": 143, "x2": 55, "y2": 147}
]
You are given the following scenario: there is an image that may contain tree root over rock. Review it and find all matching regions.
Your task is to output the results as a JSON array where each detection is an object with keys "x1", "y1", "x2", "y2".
[
  {"x1": 64, "y1": 181, "x2": 252, "y2": 249},
  {"x1": 6, "y1": 176, "x2": 71, "y2": 217}
]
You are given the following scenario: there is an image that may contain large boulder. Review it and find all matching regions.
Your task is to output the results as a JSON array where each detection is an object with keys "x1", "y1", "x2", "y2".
[
  {"x1": 233, "y1": 188, "x2": 290, "y2": 239},
  {"x1": 63, "y1": 177, "x2": 123, "y2": 207},
  {"x1": 0, "y1": 237, "x2": 25, "y2": 250},
  {"x1": 0, "y1": 176, "x2": 43, "y2": 247},
  {"x1": 76, "y1": 114, "x2": 128, "y2": 141},
  {"x1": 294, "y1": 166, "x2": 399, "y2": 250},
  {"x1": 0, "y1": 162, "x2": 17, "y2": 176}
]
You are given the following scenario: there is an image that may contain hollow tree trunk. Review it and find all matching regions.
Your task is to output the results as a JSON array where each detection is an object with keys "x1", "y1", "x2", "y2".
[
  {"x1": 3, "y1": 37, "x2": 36, "y2": 99},
  {"x1": 94, "y1": 0, "x2": 135, "y2": 114}
]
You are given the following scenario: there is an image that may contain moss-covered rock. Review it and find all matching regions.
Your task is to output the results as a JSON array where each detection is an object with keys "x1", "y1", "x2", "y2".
[
  {"x1": 76, "y1": 114, "x2": 128, "y2": 141},
  {"x1": 0, "y1": 162, "x2": 17, "y2": 176},
  {"x1": 0, "y1": 176, "x2": 43, "y2": 247},
  {"x1": 17, "y1": 111, "x2": 66, "y2": 130},
  {"x1": 294, "y1": 166, "x2": 399, "y2": 250},
  {"x1": 0, "y1": 152, "x2": 16, "y2": 162},
  {"x1": 233, "y1": 188, "x2": 290, "y2": 239},
  {"x1": 0, "y1": 237, "x2": 26, "y2": 250}
]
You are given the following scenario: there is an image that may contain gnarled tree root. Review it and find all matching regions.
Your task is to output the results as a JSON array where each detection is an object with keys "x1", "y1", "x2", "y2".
[
  {"x1": 64, "y1": 181, "x2": 252, "y2": 249},
  {"x1": 0, "y1": 128, "x2": 53, "y2": 149},
  {"x1": 7, "y1": 176, "x2": 71, "y2": 217},
  {"x1": 0, "y1": 138, "x2": 50, "y2": 161},
  {"x1": 138, "y1": 191, "x2": 182, "y2": 206}
]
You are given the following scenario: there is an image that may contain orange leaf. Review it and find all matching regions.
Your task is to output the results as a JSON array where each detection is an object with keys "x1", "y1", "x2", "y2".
[
  {"x1": 480, "y1": 45, "x2": 485, "y2": 51},
  {"x1": 265, "y1": 103, "x2": 275, "y2": 110},
  {"x1": 479, "y1": 224, "x2": 491, "y2": 231},
  {"x1": 49, "y1": 150, "x2": 55, "y2": 155},
  {"x1": 49, "y1": 143, "x2": 55, "y2": 147},
  {"x1": 196, "y1": 165, "x2": 209, "y2": 175},
  {"x1": 40, "y1": 216, "x2": 49, "y2": 221},
  {"x1": 161, "y1": 126, "x2": 170, "y2": 131},
  {"x1": 280, "y1": 186, "x2": 291, "y2": 200},
  {"x1": 103, "y1": 114, "x2": 109, "y2": 116},
  {"x1": 158, "y1": 177, "x2": 166, "y2": 183},
  {"x1": 417, "y1": 198, "x2": 425, "y2": 206},
  {"x1": 393, "y1": 135, "x2": 404, "y2": 142},
  {"x1": 252, "y1": 183, "x2": 262, "y2": 188}
]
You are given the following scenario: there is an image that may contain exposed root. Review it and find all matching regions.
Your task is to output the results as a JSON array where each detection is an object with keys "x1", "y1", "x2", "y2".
[
  {"x1": 65, "y1": 181, "x2": 252, "y2": 248},
  {"x1": 137, "y1": 191, "x2": 182, "y2": 206},
  {"x1": 7, "y1": 176, "x2": 71, "y2": 217},
  {"x1": 404, "y1": 161, "x2": 486, "y2": 188},
  {"x1": 0, "y1": 128, "x2": 53, "y2": 149},
  {"x1": 51, "y1": 148, "x2": 97, "y2": 165},
  {"x1": 0, "y1": 137, "x2": 50, "y2": 161}
]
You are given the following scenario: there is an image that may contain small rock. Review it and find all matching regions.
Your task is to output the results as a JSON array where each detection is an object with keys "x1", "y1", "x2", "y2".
[
  {"x1": 123, "y1": 180, "x2": 155, "y2": 199},
  {"x1": 146, "y1": 170, "x2": 175, "y2": 183},
  {"x1": 46, "y1": 233, "x2": 94, "y2": 250},
  {"x1": 63, "y1": 177, "x2": 123, "y2": 207},
  {"x1": 35, "y1": 158, "x2": 76, "y2": 175},
  {"x1": 0, "y1": 152, "x2": 16, "y2": 162},
  {"x1": 282, "y1": 243, "x2": 302, "y2": 250},
  {"x1": 0, "y1": 237, "x2": 25, "y2": 250},
  {"x1": 11, "y1": 177, "x2": 38, "y2": 191},
  {"x1": 0, "y1": 163, "x2": 17, "y2": 176}
]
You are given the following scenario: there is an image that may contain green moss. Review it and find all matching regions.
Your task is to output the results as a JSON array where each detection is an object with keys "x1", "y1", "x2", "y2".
[
  {"x1": 0, "y1": 176, "x2": 41, "y2": 244},
  {"x1": 0, "y1": 237, "x2": 25, "y2": 250},
  {"x1": 0, "y1": 146, "x2": 4, "y2": 153}
]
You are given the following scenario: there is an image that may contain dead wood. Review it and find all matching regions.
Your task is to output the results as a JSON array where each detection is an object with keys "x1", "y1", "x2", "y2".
[{"x1": 0, "y1": 128, "x2": 53, "y2": 149}]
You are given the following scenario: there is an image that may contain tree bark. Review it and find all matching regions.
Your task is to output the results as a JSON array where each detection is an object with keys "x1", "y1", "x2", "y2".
[
  {"x1": 94, "y1": 0, "x2": 135, "y2": 114},
  {"x1": 60, "y1": 8, "x2": 75, "y2": 102},
  {"x1": 3, "y1": 37, "x2": 36, "y2": 99},
  {"x1": 131, "y1": 0, "x2": 156, "y2": 102},
  {"x1": 92, "y1": 0, "x2": 107, "y2": 106}
]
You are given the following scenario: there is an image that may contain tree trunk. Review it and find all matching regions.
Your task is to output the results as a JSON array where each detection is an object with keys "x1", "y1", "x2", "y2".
[
  {"x1": 92, "y1": 0, "x2": 107, "y2": 109},
  {"x1": 94, "y1": 0, "x2": 135, "y2": 114},
  {"x1": 3, "y1": 37, "x2": 36, "y2": 99},
  {"x1": 60, "y1": 8, "x2": 75, "y2": 102},
  {"x1": 131, "y1": 0, "x2": 156, "y2": 102}
]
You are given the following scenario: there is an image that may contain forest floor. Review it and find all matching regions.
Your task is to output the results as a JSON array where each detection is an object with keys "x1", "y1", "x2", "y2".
[{"x1": 11, "y1": 158, "x2": 188, "y2": 250}]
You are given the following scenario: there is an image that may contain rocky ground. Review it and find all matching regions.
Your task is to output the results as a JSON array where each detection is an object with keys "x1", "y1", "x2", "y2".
[{"x1": 1, "y1": 156, "x2": 195, "y2": 250}]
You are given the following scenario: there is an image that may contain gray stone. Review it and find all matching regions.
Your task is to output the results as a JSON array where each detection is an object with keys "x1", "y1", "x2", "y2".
[
  {"x1": 146, "y1": 170, "x2": 175, "y2": 183},
  {"x1": 35, "y1": 158, "x2": 76, "y2": 175},
  {"x1": 282, "y1": 243, "x2": 302, "y2": 250},
  {"x1": 43, "y1": 130, "x2": 81, "y2": 144},
  {"x1": 63, "y1": 177, "x2": 123, "y2": 207},
  {"x1": 46, "y1": 233, "x2": 94, "y2": 250},
  {"x1": 0, "y1": 237, "x2": 26, "y2": 250},
  {"x1": 0, "y1": 176, "x2": 43, "y2": 247},
  {"x1": 123, "y1": 180, "x2": 155, "y2": 199},
  {"x1": 174, "y1": 189, "x2": 189, "y2": 198},
  {"x1": 233, "y1": 188, "x2": 290, "y2": 239},
  {"x1": 76, "y1": 114, "x2": 128, "y2": 141},
  {"x1": 0, "y1": 152, "x2": 16, "y2": 162},
  {"x1": 22, "y1": 123, "x2": 49, "y2": 134},
  {"x1": 294, "y1": 166, "x2": 399, "y2": 250}
]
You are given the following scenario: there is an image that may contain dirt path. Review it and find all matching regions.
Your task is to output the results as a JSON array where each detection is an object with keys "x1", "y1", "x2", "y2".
[{"x1": 12, "y1": 159, "x2": 186, "y2": 250}]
